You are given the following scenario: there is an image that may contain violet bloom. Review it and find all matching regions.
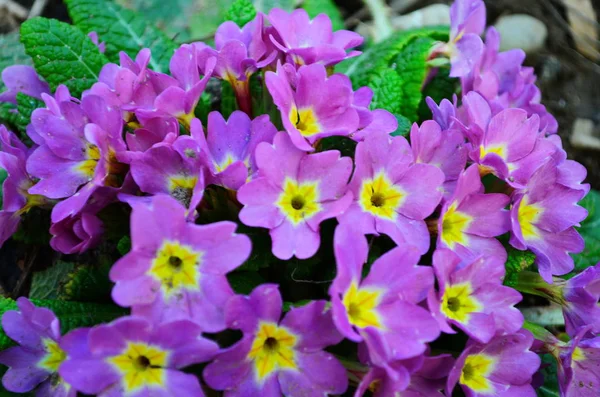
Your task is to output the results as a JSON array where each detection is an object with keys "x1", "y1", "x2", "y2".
[
  {"x1": 444, "y1": 0, "x2": 486, "y2": 77},
  {"x1": 238, "y1": 131, "x2": 352, "y2": 260},
  {"x1": 27, "y1": 93, "x2": 127, "y2": 223},
  {"x1": 0, "y1": 65, "x2": 50, "y2": 104},
  {"x1": 192, "y1": 111, "x2": 277, "y2": 190},
  {"x1": 410, "y1": 119, "x2": 466, "y2": 198},
  {"x1": 428, "y1": 249, "x2": 523, "y2": 343},
  {"x1": 561, "y1": 263, "x2": 600, "y2": 336},
  {"x1": 355, "y1": 354, "x2": 454, "y2": 397},
  {"x1": 0, "y1": 298, "x2": 74, "y2": 396},
  {"x1": 350, "y1": 87, "x2": 398, "y2": 142},
  {"x1": 267, "y1": 8, "x2": 363, "y2": 67},
  {"x1": 203, "y1": 284, "x2": 347, "y2": 396},
  {"x1": 329, "y1": 225, "x2": 439, "y2": 363},
  {"x1": 125, "y1": 117, "x2": 179, "y2": 152},
  {"x1": 426, "y1": 96, "x2": 458, "y2": 131},
  {"x1": 110, "y1": 194, "x2": 251, "y2": 332},
  {"x1": 437, "y1": 164, "x2": 510, "y2": 262},
  {"x1": 510, "y1": 161, "x2": 587, "y2": 282},
  {"x1": 547, "y1": 134, "x2": 591, "y2": 194},
  {"x1": 0, "y1": 126, "x2": 47, "y2": 247},
  {"x1": 338, "y1": 131, "x2": 444, "y2": 254},
  {"x1": 60, "y1": 316, "x2": 218, "y2": 396},
  {"x1": 447, "y1": 330, "x2": 540, "y2": 396},
  {"x1": 265, "y1": 62, "x2": 360, "y2": 151}
]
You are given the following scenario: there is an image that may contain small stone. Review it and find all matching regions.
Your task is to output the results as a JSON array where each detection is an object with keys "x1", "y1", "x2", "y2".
[
  {"x1": 571, "y1": 118, "x2": 600, "y2": 150},
  {"x1": 493, "y1": 14, "x2": 548, "y2": 54},
  {"x1": 391, "y1": 4, "x2": 451, "y2": 31}
]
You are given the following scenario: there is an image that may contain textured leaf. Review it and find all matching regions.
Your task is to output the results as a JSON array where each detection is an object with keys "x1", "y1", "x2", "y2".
[
  {"x1": 66, "y1": 0, "x2": 177, "y2": 73},
  {"x1": 0, "y1": 32, "x2": 33, "y2": 92},
  {"x1": 573, "y1": 190, "x2": 600, "y2": 272},
  {"x1": 0, "y1": 298, "x2": 126, "y2": 350},
  {"x1": 302, "y1": 0, "x2": 344, "y2": 31},
  {"x1": 368, "y1": 68, "x2": 403, "y2": 114},
  {"x1": 0, "y1": 94, "x2": 42, "y2": 143},
  {"x1": 20, "y1": 17, "x2": 109, "y2": 97},
  {"x1": 418, "y1": 68, "x2": 458, "y2": 122},
  {"x1": 225, "y1": 0, "x2": 257, "y2": 27},
  {"x1": 536, "y1": 354, "x2": 560, "y2": 397},
  {"x1": 504, "y1": 247, "x2": 536, "y2": 282},
  {"x1": 62, "y1": 261, "x2": 114, "y2": 303},
  {"x1": 29, "y1": 261, "x2": 76, "y2": 300}
]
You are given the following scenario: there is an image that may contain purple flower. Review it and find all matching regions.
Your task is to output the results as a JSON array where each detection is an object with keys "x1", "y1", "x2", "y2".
[
  {"x1": 238, "y1": 131, "x2": 352, "y2": 260},
  {"x1": 355, "y1": 353, "x2": 454, "y2": 397},
  {"x1": 509, "y1": 161, "x2": 587, "y2": 282},
  {"x1": 426, "y1": 96, "x2": 458, "y2": 131},
  {"x1": 329, "y1": 225, "x2": 439, "y2": 363},
  {"x1": 125, "y1": 117, "x2": 180, "y2": 152},
  {"x1": 0, "y1": 126, "x2": 47, "y2": 247},
  {"x1": 203, "y1": 284, "x2": 347, "y2": 396},
  {"x1": 59, "y1": 316, "x2": 218, "y2": 396},
  {"x1": 349, "y1": 87, "x2": 398, "y2": 142},
  {"x1": 192, "y1": 111, "x2": 277, "y2": 190},
  {"x1": 109, "y1": 194, "x2": 251, "y2": 332},
  {"x1": 437, "y1": 164, "x2": 510, "y2": 262},
  {"x1": 428, "y1": 249, "x2": 523, "y2": 343},
  {"x1": 87, "y1": 31, "x2": 106, "y2": 53},
  {"x1": 410, "y1": 119, "x2": 467, "y2": 198},
  {"x1": 548, "y1": 134, "x2": 590, "y2": 194},
  {"x1": 0, "y1": 65, "x2": 50, "y2": 104},
  {"x1": 338, "y1": 131, "x2": 444, "y2": 254},
  {"x1": 27, "y1": 93, "x2": 127, "y2": 223},
  {"x1": 562, "y1": 264, "x2": 600, "y2": 336},
  {"x1": 447, "y1": 330, "x2": 540, "y2": 396},
  {"x1": 444, "y1": 0, "x2": 486, "y2": 77},
  {"x1": 267, "y1": 8, "x2": 363, "y2": 67},
  {"x1": 0, "y1": 298, "x2": 75, "y2": 396},
  {"x1": 265, "y1": 62, "x2": 360, "y2": 151}
]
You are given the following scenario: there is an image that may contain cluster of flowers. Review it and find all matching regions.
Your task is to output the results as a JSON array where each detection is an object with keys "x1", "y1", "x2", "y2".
[{"x1": 0, "y1": 0, "x2": 597, "y2": 395}]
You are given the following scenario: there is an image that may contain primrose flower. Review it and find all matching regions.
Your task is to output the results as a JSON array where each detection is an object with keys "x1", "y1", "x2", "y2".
[
  {"x1": 437, "y1": 164, "x2": 510, "y2": 262},
  {"x1": 548, "y1": 134, "x2": 590, "y2": 194},
  {"x1": 110, "y1": 194, "x2": 251, "y2": 332},
  {"x1": 27, "y1": 93, "x2": 127, "y2": 223},
  {"x1": 191, "y1": 111, "x2": 277, "y2": 190},
  {"x1": 267, "y1": 8, "x2": 363, "y2": 67},
  {"x1": 349, "y1": 87, "x2": 399, "y2": 142},
  {"x1": 447, "y1": 330, "x2": 540, "y2": 396},
  {"x1": 203, "y1": 284, "x2": 347, "y2": 396},
  {"x1": 509, "y1": 161, "x2": 587, "y2": 282},
  {"x1": 428, "y1": 249, "x2": 523, "y2": 343},
  {"x1": 0, "y1": 298, "x2": 74, "y2": 396},
  {"x1": 443, "y1": 0, "x2": 486, "y2": 77},
  {"x1": 426, "y1": 96, "x2": 458, "y2": 131},
  {"x1": 0, "y1": 126, "x2": 47, "y2": 247},
  {"x1": 60, "y1": 316, "x2": 218, "y2": 396},
  {"x1": 125, "y1": 117, "x2": 179, "y2": 152},
  {"x1": 265, "y1": 62, "x2": 360, "y2": 151},
  {"x1": 238, "y1": 131, "x2": 352, "y2": 260},
  {"x1": 339, "y1": 131, "x2": 444, "y2": 253},
  {"x1": 329, "y1": 225, "x2": 439, "y2": 363},
  {"x1": 410, "y1": 119, "x2": 467, "y2": 197},
  {"x1": 355, "y1": 353, "x2": 454, "y2": 397},
  {"x1": 0, "y1": 65, "x2": 50, "y2": 104},
  {"x1": 561, "y1": 263, "x2": 600, "y2": 336},
  {"x1": 87, "y1": 31, "x2": 106, "y2": 53}
]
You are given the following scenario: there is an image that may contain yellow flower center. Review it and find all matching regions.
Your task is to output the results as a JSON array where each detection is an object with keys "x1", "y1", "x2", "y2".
[
  {"x1": 479, "y1": 144, "x2": 506, "y2": 160},
  {"x1": 37, "y1": 338, "x2": 67, "y2": 372},
  {"x1": 248, "y1": 322, "x2": 298, "y2": 382},
  {"x1": 148, "y1": 241, "x2": 202, "y2": 297},
  {"x1": 289, "y1": 106, "x2": 321, "y2": 136},
  {"x1": 215, "y1": 153, "x2": 237, "y2": 173},
  {"x1": 441, "y1": 202, "x2": 472, "y2": 249},
  {"x1": 342, "y1": 283, "x2": 384, "y2": 329},
  {"x1": 276, "y1": 178, "x2": 321, "y2": 225},
  {"x1": 517, "y1": 196, "x2": 543, "y2": 240},
  {"x1": 76, "y1": 144, "x2": 101, "y2": 179},
  {"x1": 359, "y1": 171, "x2": 404, "y2": 221},
  {"x1": 572, "y1": 347, "x2": 586, "y2": 362},
  {"x1": 460, "y1": 354, "x2": 496, "y2": 394},
  {"x1": 109, "y1": 342, "x2": 168, "y2": 393},
  {"x1": 178, "y1": 111, "x2": 195, "y2": 131},
  {"x1": 440, "y1": 282, "x2": 482, "y2": 323},
  {"x1": 168, "y1": 175, "x2": 198, "y2": 208}
]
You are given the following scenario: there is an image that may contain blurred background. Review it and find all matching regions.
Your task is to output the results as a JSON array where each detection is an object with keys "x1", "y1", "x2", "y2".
[{"x1": 1, "y1": 0, "x2": 599, "y2": 189}]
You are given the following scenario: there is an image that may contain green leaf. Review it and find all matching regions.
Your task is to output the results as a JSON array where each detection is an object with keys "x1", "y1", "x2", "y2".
[
  {"x1": 302, "y1": 0, "x2": 344, "y2": 31},
  {"x1": 20, "y1": 17, "x2": 109, "y2": 97},
  {"x1": 504, "y1": 247, "x2": 536, "y2": 281},
  {"x1": 418, "y1": 68, "x2": 458, "y2": 122},
  {"x1": 536, "y1": 354, "x2": 560, "y2": 397},
  {"x1": 0, "y1": 32, "x2": 33, "y2": 93},
  {"x1": 227, "y1": 271, "x2": 265, "y2": 294},
  {"x1": 30, "y1": 261, "x2": 76, "y2": 300},
  {"x1": 253, "y1": 0, "x2": 294, "y2": 12},
  {"x1": 221, "y1": 81, "x2": 238, "y2": 118},
  {"x1": 62, "y1": 261, "x2": 114, "y2": 303},
  {"x1": 65, "y1": 0, "x2": 176, "y2": 73},
  {"x1": 572, "y1": 190, "x2": 600, "y2": 272},
  {"x1": 117, "y1": 236, "x2": 131, "y2": 256},
  {"x1": 0, "y1": 94, "x2": 42, "y2": 142},
  {"x1": 368, "y1": 68, "x2": 403, "y2": 114},
  {"x1": 318, "y1": 136, "x2": 357, "y2": 158},
  {"x1": 225, "y1": 0, "x2": 257, "y2": 27},
  {"x1": 189, "y1": 1, "x2": 235, "y2": 40},
  {"x1": 0, "y1": 298, "x2": 126, "y2": 350},
  {"x1": 0, "y1": 168, "x2": 7, "y2": 209},
  {"x1": 390, "y1": 114, "x2": 412, "y2": 137}
]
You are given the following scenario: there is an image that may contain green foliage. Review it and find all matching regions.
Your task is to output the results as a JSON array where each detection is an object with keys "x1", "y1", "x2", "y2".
[
  {"x1": 390, "y1": 114, "x2": 412, "y2": 137},
  {"x1": 368, "y1": 68, "x2": 403, "y2": 114},
  {"x1": 0, "y1": 32, "x2": 33, "y2": 92},
  {"x1": 225, "y1": 0, "x2": 258, "y2": 27},
  {"x1": 66, "y1": 0, "x2": 176, "y2": 73},
  {"x1": 302, "y1": 0, "x2": 344, "y2": 31},
  {"x1": 0, "y1": 169, "x2": 7, "y2": 209},
  {"x1": 0, "y1": 297, "x2": 126, "y2": 350},
  {"x1": 0, "y1": 94, "x2": 42, "y2": 142},
  {"x1": 536, "y1": 354, "x2": 560, "y2": 397},
  {"x1": 62, "y1": 261, "x2": 114, "y2": 303},
  {"x1": 20, "y1": 17, "x2": 109, "y2": 97},
  {"x1": 228, "y1": 271, "x2": 266, "y2": 294},
  {"x1": 221, "y1": 81, "x2": 238, "y2": 119},
  {"x1": 30, "y1": 261, "x2": 76, "y2": 300},
  {"x1": 253, "y1": 0, "x2": 294, "y2": 12},
  {"x1": 418, "y1": 68, "x2": 457, "y2": 121},
  {"x1": 572, "y1": 189, "x2": 600, "y2": 272},
  {"x1": 117, "y1": 236, "x2": 132, "y2": 256},
  {"x1": 504, "y1": 247, "x2": 536, "y2": 280}
]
